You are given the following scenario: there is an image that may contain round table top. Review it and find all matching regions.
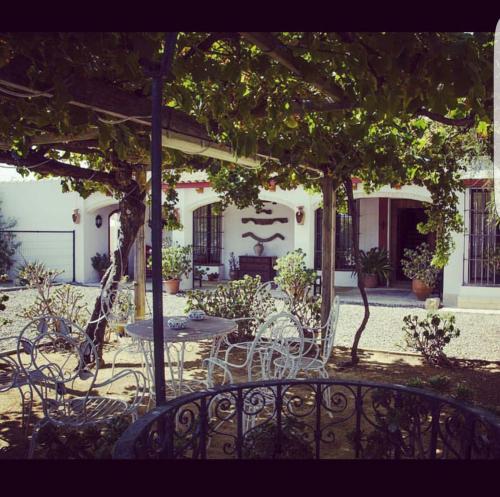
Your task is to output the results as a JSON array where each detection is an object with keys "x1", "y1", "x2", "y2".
[{"x1": 125, "y1": 316, "x2": 238, "y2": 343}]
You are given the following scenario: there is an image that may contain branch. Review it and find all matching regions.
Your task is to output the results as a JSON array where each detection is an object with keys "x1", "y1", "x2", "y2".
[
  {"x1": 183, "y1": 32, "x2": 239, "y2": 59},
  {"x1": 0, "y1": 150, "x2": 136, "y2": 193},
  {"x1": 416, "y1": 108, "x2": 476, "y2": 128},
  {"x1": 239, "y1": 32, "x2": 351, "y2": 105}
]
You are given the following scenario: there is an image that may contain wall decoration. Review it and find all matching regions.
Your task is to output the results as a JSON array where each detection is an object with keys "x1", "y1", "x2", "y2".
[
  {"x1": 255, "y1": 208, "x2": 272, "y2": 215},
  {"x1": 242, "y1": 217, "x2": 288, "y2": 225},
  {"x1": 95, "y1": 214, "x2": 103, "y2": 228},
  {"x1": 72, "y1": 209, "x2": 80, "y2": 224},
  {"x1": 242, "y1": 232, "x2": 285, "y2": 242},
  {"x1": 295, "y1": 206, "x2": 305, "y2": 225},
  {"x1": 195, "y1": 187, "x2": 204, "y2": 193},
  {"x1": 253, "y1": 242, "x2": 264, "y2": 256}
]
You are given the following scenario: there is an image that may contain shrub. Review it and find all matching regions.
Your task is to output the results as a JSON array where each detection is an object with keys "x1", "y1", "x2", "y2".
[
  {"x1": 36, "y1": 415, "x2": 130, "y2": 459},
  {"x1": 242, "y1": 418, "x2": 314, "y2": 459},
  {"x1": 401, "y1": 242, "x2": 440, "y2": 287},
  {"x1": 0, "y1": 292, "x2": 10, "y2": 328},
  {"x1": 402, "y1": 313, "x2": 460, "y2": 367},
  {"x1": 185, "y1": 275, "x2": 276, "y2": 342},
  {"x1": 17, "y1": 262, "x2": 87, "y2": 326},
  {"x1": 0, "y1": 200, "x2": 19, "y2": 275},
  {"x1": 274, "y1": 249, "x2": 317, "y2": 304},
  {"x1": 91, "y1": 252, "x2": 111, "y2": 276}
]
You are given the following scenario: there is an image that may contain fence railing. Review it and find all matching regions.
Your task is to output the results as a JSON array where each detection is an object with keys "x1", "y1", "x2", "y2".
[
  {"x1": 0, "y1": 230, "x2": 75, "y2": 283},
  {"x1": 113, "y1": 379, "x2": 500, "y2": 460}
]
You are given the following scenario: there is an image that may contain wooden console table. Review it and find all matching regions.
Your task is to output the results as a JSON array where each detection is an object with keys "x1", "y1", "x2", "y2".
[{"x1": 238, "y1": 256, "x2": 277, "y2": 282}]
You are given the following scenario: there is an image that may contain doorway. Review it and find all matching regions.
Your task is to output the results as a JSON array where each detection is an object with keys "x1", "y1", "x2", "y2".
[{"x1": 396, "y1": 208, "x2": 428, "y2": 280}]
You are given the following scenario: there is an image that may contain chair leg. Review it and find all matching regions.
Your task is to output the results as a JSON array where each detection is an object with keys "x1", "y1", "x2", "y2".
[
  {"x1": 28, "y1": 419, "x2": 48, "y2": 459},
  {"x1": 18, "y1": 385, "x2": 33, "y2": 435}
]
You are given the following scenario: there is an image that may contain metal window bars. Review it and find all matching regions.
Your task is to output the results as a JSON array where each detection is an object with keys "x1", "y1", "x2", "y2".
[{"x1": 463, "y1": 188, "x2": 500, "y2": 286}]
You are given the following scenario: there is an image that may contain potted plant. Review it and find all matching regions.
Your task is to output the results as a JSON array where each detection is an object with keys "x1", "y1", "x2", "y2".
[
  {"x1": 401, "y1": 243, "x2": 440, "y2": 300},
  {"x1": 228, "y1": 252, "x2": 239, "y2": 280},
  {"x1": 207, "y1": 272, "x2": 219, "y2": 282},
  {"x1": 149, "y1": 244, "x2": 192, "y2": 294},
  {"x1": 353, "y1": 247, "x2": 392, "y2": 288},
  {"x1": 91, "y1": 253, "x2": 111, "y2": 280}
]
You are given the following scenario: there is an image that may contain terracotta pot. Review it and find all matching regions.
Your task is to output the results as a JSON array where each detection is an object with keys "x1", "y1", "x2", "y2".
[
  {"x1": 363, "y1": 273, "x2": 378, "y2": 288},
  {"x1": 163, "y1": 279, "x2": 180, "y2": 294},
  {"x1": 229, "y1": 270, "x2": 239, "y2": 280},
  {"x1": 412, "y1": 279, "x2": 433, "y2": 301}
]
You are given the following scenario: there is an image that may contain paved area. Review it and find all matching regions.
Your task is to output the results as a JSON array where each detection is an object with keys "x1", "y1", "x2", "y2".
[{"x1": 1, "y1": 285, "x2": 499, "y2": 362}]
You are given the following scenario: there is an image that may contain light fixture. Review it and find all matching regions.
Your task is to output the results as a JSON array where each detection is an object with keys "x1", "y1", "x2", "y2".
[
  {"x1": 95, "y1": 214, "x2": 103, "y2": 228},
  {"x1": 295, "y1": 206, "x2": 305, "y2": 225}
]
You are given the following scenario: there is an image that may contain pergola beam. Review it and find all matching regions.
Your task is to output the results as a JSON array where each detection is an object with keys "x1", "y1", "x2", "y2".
[{"x1": 239, "y1": 32, "x2": 351, "y2": 106}]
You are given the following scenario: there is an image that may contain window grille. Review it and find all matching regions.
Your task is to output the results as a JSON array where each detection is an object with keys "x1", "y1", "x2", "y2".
[
  {"x1": 192, "y1": 204, "x2": 223, "y2": 264},
  {"x1": 314, "y1": 203, "x2": 359, "y2": 271},
  {"x1": 463, "y1": 188, "x2": 500, "y2": 286}
]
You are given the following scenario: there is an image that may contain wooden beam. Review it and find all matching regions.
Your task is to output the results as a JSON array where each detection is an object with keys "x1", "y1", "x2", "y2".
[{"x1": 0, "y1": 56, "x2": 211, "y2": 141}]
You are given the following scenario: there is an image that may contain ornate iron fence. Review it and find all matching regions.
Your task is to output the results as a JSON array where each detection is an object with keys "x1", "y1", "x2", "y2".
[{"x1": 113, "y1": 379, "x2": 500, "y2": 460}]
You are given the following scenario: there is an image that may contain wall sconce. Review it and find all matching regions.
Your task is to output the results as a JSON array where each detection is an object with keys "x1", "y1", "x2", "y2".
[
  {"x1": 195, "y1": 187, "x2": 204, "y2": 194},
  {"x1": 72, "y1": 209, "x2": 81, "y2": 224},
  {"x1": 295, "y1": 206, "x2": 305, "y2": 225},
  {"x1": 95, "y1": 214, "x2": 103, "y2": 228}
]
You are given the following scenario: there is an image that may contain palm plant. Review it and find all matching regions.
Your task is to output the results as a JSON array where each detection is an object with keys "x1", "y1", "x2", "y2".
[{"x1": 353, "y1": 247, "x2": 392, "y2": 282}]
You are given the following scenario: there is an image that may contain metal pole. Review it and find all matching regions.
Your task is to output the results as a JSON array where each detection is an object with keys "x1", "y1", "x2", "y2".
[{"x1": 150, "y1": 33, "x2": 178, "y2": 406}]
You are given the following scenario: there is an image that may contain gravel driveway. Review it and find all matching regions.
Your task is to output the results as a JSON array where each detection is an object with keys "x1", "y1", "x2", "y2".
[{"x1": 1, "y1": 285, "x2": 499, "y2": 362}]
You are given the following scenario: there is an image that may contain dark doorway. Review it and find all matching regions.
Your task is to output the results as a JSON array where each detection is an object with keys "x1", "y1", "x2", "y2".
[{"x1": 396, "y1": 208, "x2": 428, "y2": 280}]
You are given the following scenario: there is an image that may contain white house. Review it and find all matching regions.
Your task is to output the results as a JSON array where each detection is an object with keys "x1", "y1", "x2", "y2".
[{"x1": 0, "y1": 158, "x2": 499, "y2": 310}]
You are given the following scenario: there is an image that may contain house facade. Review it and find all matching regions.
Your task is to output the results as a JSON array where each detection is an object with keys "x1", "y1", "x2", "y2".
[{"x1": 0, "y1": 158, "x2": 498, "y2": 309}]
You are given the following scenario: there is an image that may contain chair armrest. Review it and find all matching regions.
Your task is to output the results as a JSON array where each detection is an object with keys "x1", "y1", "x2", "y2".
[
  {"x1": 203, "y1": 357, "x2": 234, "y2": 387},
  {"x1": 94, "y1": 369, "x2": 146, "y2": 410}
]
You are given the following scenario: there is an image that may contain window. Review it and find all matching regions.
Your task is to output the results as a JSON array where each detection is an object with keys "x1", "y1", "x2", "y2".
[
  {"x1": 314, "y1": 204, "x2": 359, "y2": 270},
  {"x1": 464, "y1": 188, "x2": 500, "y2": 286},
  {"x1": 193, "y1": 203, "x2": 223, "y2": 264}
]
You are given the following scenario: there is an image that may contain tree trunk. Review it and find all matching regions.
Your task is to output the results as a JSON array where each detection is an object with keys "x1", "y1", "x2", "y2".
[
  {"x1": 343, "y1": 178, "x2": 370, "y2": 365},
  {"x1": 320, "y1": 176, "x2": 336, "y2": 329},
  {"x1": 134, "y1": 224, "x2": 146, "y2": 320},
  {"x1": 85, "y1": 190, "x2": 146, "y2": 363}
]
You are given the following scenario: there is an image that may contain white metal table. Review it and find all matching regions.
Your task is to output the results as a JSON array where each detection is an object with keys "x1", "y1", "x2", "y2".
[{"x1": 125, "y1": 316, "x2": 237, "y2": 399}]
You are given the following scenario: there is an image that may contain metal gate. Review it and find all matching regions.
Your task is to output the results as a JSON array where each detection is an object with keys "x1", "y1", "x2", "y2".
[{"x1": 0, "y1": 230, "x2": 75, "y2": 282}]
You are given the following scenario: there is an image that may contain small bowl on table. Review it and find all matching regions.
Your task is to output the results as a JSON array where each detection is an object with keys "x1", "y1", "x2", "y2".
[
  {"x1": 167, "y1": 317, "x2": 188, "y2": 330},
  {"x1": 188, "y1": 310, "x2": 206, "y2": 321}
]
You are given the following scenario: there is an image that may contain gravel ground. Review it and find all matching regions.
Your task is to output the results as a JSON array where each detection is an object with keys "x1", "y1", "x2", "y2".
[{"x1": 1, "y1": 285, "x2": 499, "y2": 362}]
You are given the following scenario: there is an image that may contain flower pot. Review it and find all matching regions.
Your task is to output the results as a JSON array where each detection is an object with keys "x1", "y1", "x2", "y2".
[
  {"x1": 412, "y1": 279, "x2": 433, "y2": 301},
  {"x1": 363, "y1": 273, "x2": 378, "y2": 288},
  {"x1": 163, "y1": 279, "x2": 180, "y2": 294},
  {"x1": 229, "y1": 270, "x2": 238, "y2": 280}
]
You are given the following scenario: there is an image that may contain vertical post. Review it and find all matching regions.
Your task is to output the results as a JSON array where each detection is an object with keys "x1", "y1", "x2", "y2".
[
  {"x1": 151, "y1": 72, "x2": 166, "y2": 405},
  {"x1": 134, "y1": 224, "x2": 146, "y2": 321},
  {"x1": 149, "y1": 32, "x2": 178, "y2": 406},
  {"x1": 320, "y1": 175, "x2": 336, "y2": 327},
  {"x1": 72, "y1": 230, "x2": 76, "y2": 282}
]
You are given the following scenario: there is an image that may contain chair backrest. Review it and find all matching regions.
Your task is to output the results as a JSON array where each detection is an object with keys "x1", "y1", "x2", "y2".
[
  {"x1": 253, "y1": 281, "x2": 292, "y2": 318},
  {"x1": 16, "y1": 315, "x2": 99, "y2": 423},
  {"x1": 248, "y1": 311, "x2": 304, "y2": 381},
  {"x1": 321, "y1": 296, "x2": 341, "y2": 363}
]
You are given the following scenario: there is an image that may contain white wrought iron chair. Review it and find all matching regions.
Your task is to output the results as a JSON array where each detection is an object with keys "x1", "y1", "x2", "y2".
[
  {"x1": 205, "y1": 311, "x2": 305, "y2": 386},
  {"x1": 0, "y1": 335, "x2": 33, "y2": 434},
  {"x1": 16, "y1": 315, "x2": 146, "y2": 458},
  {"x1": 204, "y1": 311, "x2": 305, "y2": 435},
  {"x1": 275, "y1": 296, "x2": 341, "y2": 380},
  {"x1": 223, "y1": 281, "x2": 292, "y2": 354}
]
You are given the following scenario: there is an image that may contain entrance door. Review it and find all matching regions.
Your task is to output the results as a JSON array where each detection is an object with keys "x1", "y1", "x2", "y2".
[{"x1": 396, "y1": 208, "x2": 428, "y2": 280}]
